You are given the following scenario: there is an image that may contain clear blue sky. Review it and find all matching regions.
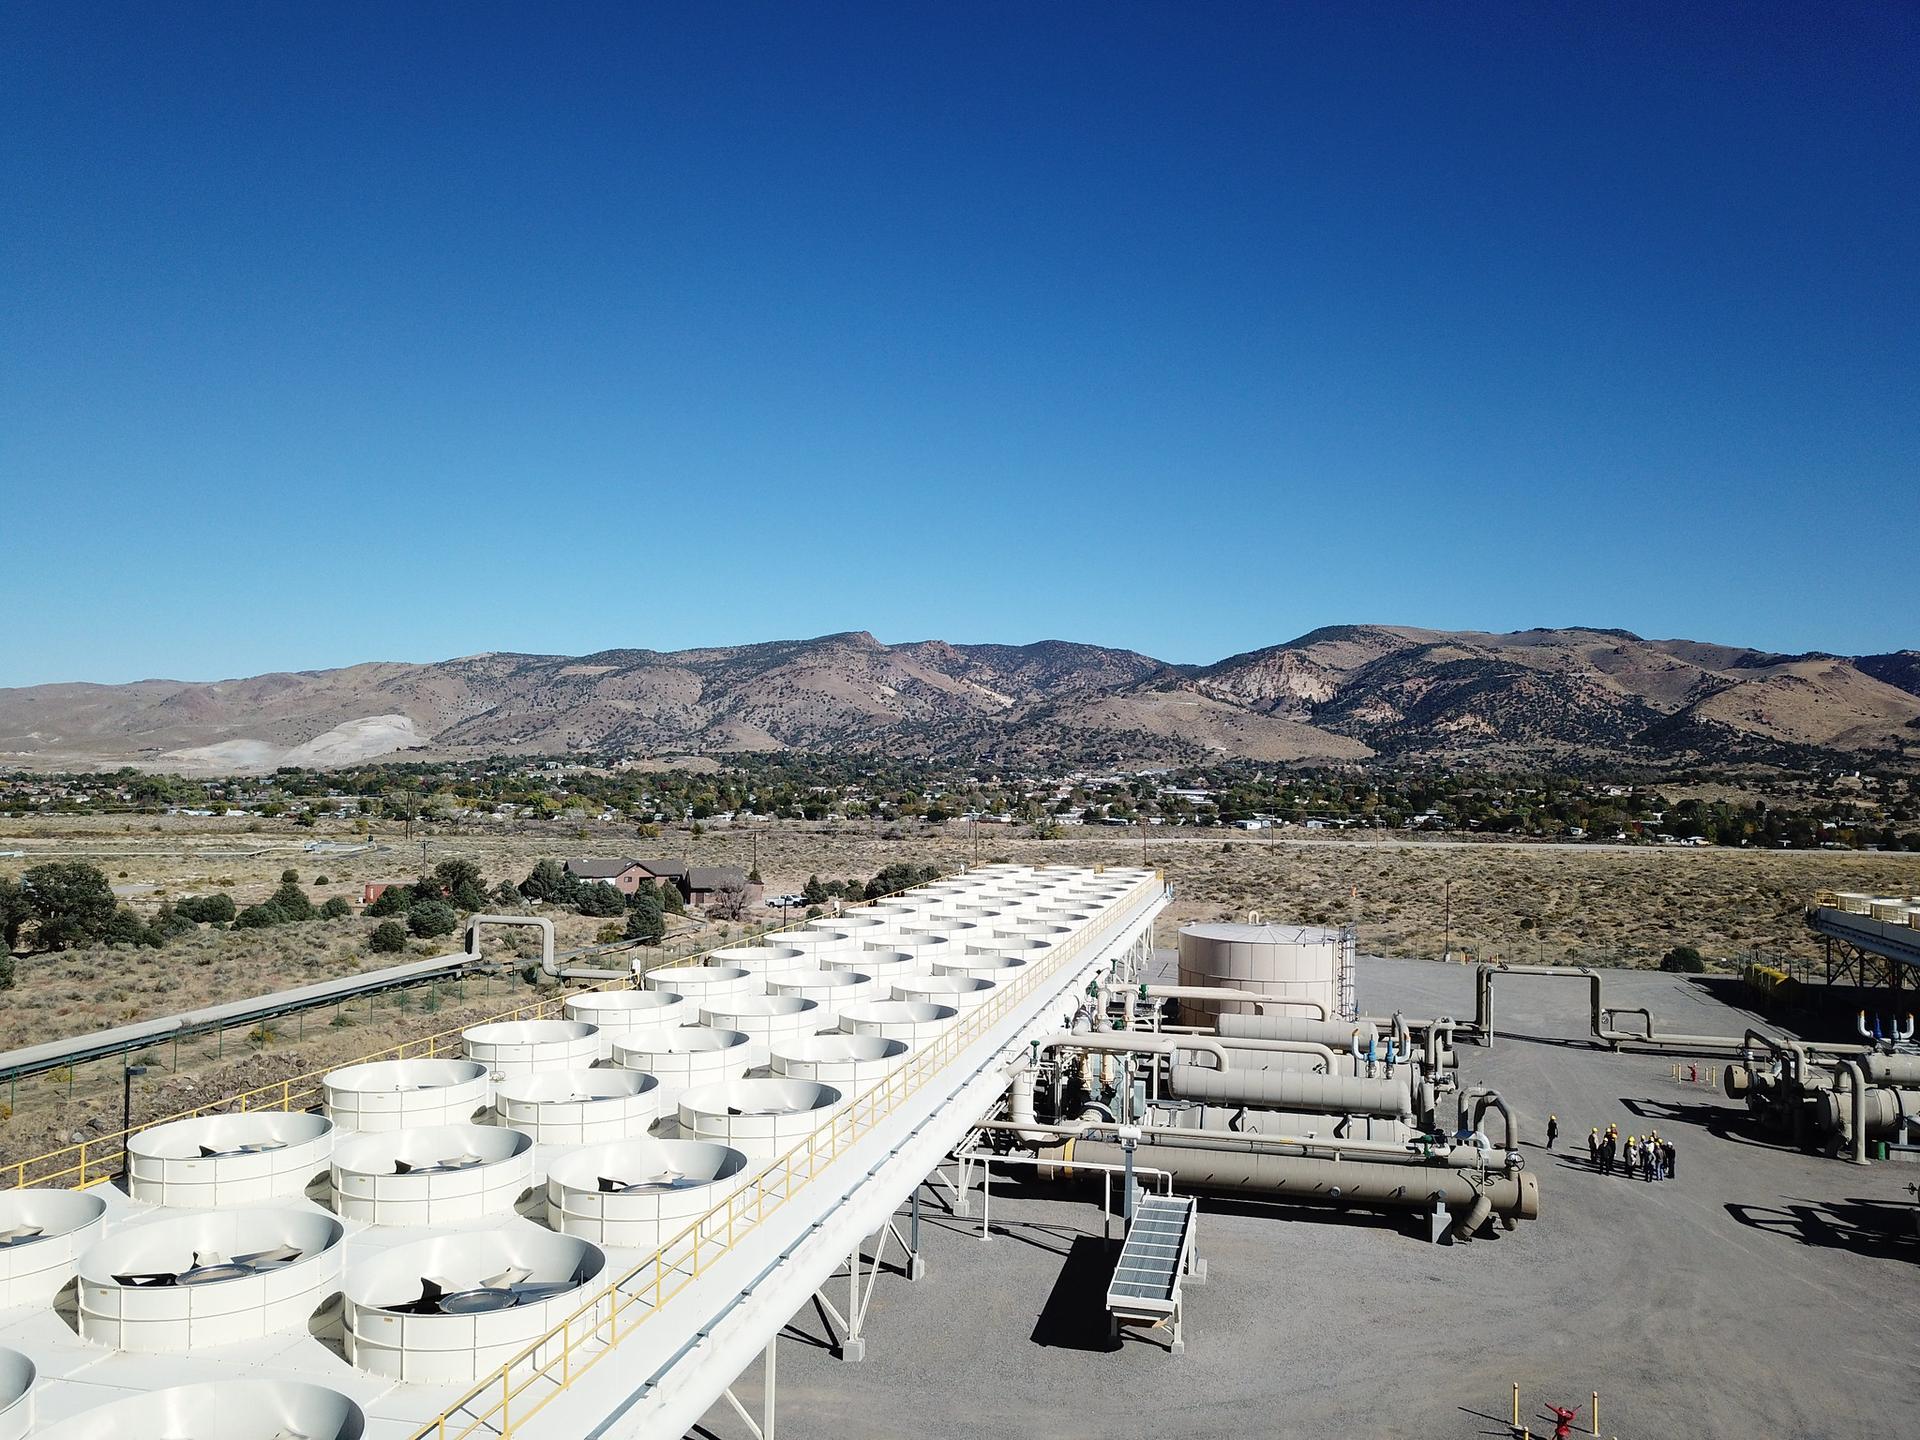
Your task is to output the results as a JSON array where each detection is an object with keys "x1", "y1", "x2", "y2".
[{"x1": 3, "y1": 3, "x2": 1915, "y2": 686}]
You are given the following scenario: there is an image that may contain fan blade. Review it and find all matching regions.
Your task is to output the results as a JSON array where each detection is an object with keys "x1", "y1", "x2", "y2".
[
  {"x1": 506, "y1": 1281, "x2": 576, "y2": 1302},
  {"x1": 231, "y1": 1244, "x2": 303, "y2": 1268},
  {"x1": 111, "y1": 1270, "x2": 179, "y2": 1287},
  {"x1": 191, "y1": 1249, "x2": 228, "y2": 1268},
  {"x1": 480, "y1": 1265, "x2": 533, "y2": 1290}
]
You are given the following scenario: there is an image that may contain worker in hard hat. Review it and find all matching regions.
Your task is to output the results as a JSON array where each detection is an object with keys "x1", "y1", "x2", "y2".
[
  {"x1": 1545, "y1": 1114, "x2": 1559, "y2": 1149},
  {"x1": 1587, "y1": 1127, "x2": 1599, "y2": 1167}
]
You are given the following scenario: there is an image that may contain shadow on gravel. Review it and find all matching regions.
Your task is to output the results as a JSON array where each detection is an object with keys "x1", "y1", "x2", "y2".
[
  {"x1": 1618, "y1": 1094, "x2": 1777, "y2": 1146},
  {"x1": 1030, "y1": 1234, "x2": 1122, "y2": 1351},
  {"x1": 1726, "y1": 1197, "x2": 1920, "y2": 1265}
]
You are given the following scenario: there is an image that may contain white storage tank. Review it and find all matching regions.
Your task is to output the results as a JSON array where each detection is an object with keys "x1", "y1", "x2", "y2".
[
  {"x1": 838, "y1": 1000, "x2": 960, "y2": 1047},
  {"x1": 643, "y1": 964, "x2": 762, "y2": 1009},
  {"x1": 78, "y1": 1208, "x2": 345, "y2": 1353},
  {"x1": 609, "y1": 1027, "x2": 753, "y2": 1110},
  {"x1": 343, "y1": 1228, "x2": 606, "y2": 1384},
  {"x1": 492, "y1": 1069, "x2": 663, "y2": 1145},
  {"x1": 33, "y1": 1381, "x2": 365, "y2": 1440},
  {"x1": 462, "y1": 1019, "x2": 600, "y2": 1080},
  {"x1": 0, "y1": 1189, "x2": 107, "y2": 1306},
  {"x1": 771, "y1": 1034, "x2": 909, "y2": 1093},
  {"x1": 331, "y1": 1124, "x2": 534, "y2": 1226},
  {"x1": 544, "y1": 1138, "x2": 750, "y2": 1249},
  {"x1": 564, "y1": 989, "x2": 696, "y2": 1055},
  {"x1": 1177, "y1": 922, "x2": 1346, "y2": 1021},
  {"x1": 1834, "y1": 891, "x2": 1872, "y2": 914},
  {"x1": 125, "y1": 1112, "x2": 334, "y2": 1208},
  {"x1": 0, "y1": 1349, "x2": 29, "y2": 1440},
  {"x1": 678, "y1": 1079, "x2": 845, "y2": 1161},
  {"x1": 1869, "y1": 898, "x2": 1907, "y2": 923},
  {"x1": 813, "y1": 913, "x2": 887, "y2": 940},
  {"x1": 323, "y1": 1058, "x2": 491, "y2": 1133}
]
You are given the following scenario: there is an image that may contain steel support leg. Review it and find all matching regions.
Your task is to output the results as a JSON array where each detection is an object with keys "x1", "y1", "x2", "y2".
[{"x1": 841, "y1": 1243, "x2": 865, "y2": 1361}]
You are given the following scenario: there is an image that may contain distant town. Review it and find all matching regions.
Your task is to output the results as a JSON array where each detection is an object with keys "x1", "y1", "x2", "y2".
[{"x1": 4, "y1": 754, "x2": 1915, "y2": 852}]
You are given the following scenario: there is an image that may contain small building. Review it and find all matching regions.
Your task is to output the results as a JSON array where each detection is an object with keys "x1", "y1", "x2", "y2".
[
  {"x1": 362, "y1": 882, "x2": 398, "y2": 904},
  {"x1": 686, "y1": 866, "x2": 763, "y2": 910}
]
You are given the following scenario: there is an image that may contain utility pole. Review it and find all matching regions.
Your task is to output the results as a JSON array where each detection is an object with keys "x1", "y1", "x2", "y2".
[{"x1": 1442, "y1": 879, "x2": 1452, "y2": 963}]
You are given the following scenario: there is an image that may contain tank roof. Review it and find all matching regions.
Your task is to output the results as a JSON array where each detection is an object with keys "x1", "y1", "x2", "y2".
[{"x1": 1180, "y1": 922, "x2": 1346, "y2": 944}]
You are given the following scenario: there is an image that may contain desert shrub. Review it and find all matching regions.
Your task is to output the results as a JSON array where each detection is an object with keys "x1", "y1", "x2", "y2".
[
  {"x1": 314, "y1": 874, "x2": 330, "y2": 884},
  {"x1": 176, "y1": 893, "x2": 236, "y2": 924},
  {"x1": 281, "y1": 869, "x2": 300, "y2": 884},
  {"x1": 1660, "y1": 946, "x2": 1706, "y2": 973},
  {"x1": 595, "y1": 922, "x2": 625, "y2": 944},
  {"x1": 234, "y1": 902, "x2": 289, "y2": 929},
  {"x1": 370, "y1": 921, "x2": 408, "y2": 953},
  {"x1": 318, "y1": 896, "x2": 352, "y2": 920}
]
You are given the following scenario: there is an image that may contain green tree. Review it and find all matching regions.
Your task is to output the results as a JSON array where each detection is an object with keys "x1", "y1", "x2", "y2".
[
  {"x1": 660, "y1": 883, "x2": 685, "y2": 915},
  {"x1": 269, "y1": 878, "x2": 314, "y2": 920},
  {"x1": 518, "y1": 859, "x2": 576, "y2": 904},
  {"x1": 430, "y1": 858, "x2": 488, "y2": 911},
  {"x1": 0, "y1": 876, "x2": 29, "y2": 950},
  {"x1": 576, "y1": 884, "x2": 624, "y2": 918},
  {"x1": 408, "y1": 899, "x2": 458, "y2": 938},
  {"x1": 147, "y1": 901, "x2": 196, "y2": 942},
  {"x1": 491, "y1": 878, "x2": 523, "y2": 908},
  {"x1": 366, "y1": 885, "x2": 412, "y2": 917},
  {"x1": 21, "y1": 862, "x2": 118, "y2": 950},
  {"x1": 318, "y1": 896, "x2": 353, "y2": 919},
  {"x1": 281, "y1": 868, "x2": 300, "y2": 885},
  {"x1": 235, "y1": 902, "x2": 289, "y2": 929},
  {"x1": 625, "y1": 887, "x2": 666, "y2": 944},
  {"x1": 802, "y1": 874, "x2": 829, "y2": 906},
  {"x1": 370, "y1": 920, "x2": 408, "y2": 953}
]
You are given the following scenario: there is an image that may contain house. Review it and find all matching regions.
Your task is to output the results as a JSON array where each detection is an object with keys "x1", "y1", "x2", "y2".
[
  {"x1": 686, "y1": 866, "x2": 763, "y2": 910},
  {"x1": 633, "y1": 859, "x2": 690, "y2": 888},
  {"x1": 563, "y1": 857, "x2": 653, "y2": 896}
]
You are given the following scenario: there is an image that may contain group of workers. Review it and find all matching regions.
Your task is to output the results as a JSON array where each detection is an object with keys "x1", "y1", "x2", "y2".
[{"x1": 1582, "y1": 1121, "x2": 1676, "y2": 1180}]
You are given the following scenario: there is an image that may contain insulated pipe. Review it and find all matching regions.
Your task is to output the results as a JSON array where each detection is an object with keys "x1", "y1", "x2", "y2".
[
  {"x1": 1456, "y1": 1086, "x2": 1518, "y2": 1151},
  {"x1": 1146, "y1": 986, "x2": 1329, "y2": 1021},
  {"x1": 1167, "y1": 1063, "x2": 1416, "y2": 1120},
  {"x1": 1034, "y1": 1031, "x2": 1233, "y2": 1071},
  {"x1": 1059, "y1": 1139, "x2": 1541, "y2": 1224},
  {"x1": 464, "y1": 914, "x2": 604, "y2": 981},
  {"x1": 1216, "y1": 1013, "x2": 1380, "y2": 1052},
  {"x1": 1476, "y1": 962, "x2": 1802, "y2": 1054},
  {"x1": 1838, "y1": 1060, "x2": 1870, "y2": 1166},
  {"x1": 1212, "y1": 1038, "x2": 1342, "y2": 1074},
  {"x1": 1862, "y1": 1053, "x2": 1920, "y2": 1087},
  {"x1": 981, "y1": 1117, "x2": 1501, "y2": 1168}
]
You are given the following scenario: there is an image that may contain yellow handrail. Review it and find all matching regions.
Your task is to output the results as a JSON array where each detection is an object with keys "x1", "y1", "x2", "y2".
[
  {"x1": 3, "y1": 880, "x2": 944, "y2": 1193},
  {"x1": 408, "y1": 871, "x2": 1159, "y2": 1440}
]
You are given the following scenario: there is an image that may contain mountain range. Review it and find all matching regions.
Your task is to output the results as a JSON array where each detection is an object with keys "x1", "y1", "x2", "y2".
[{"x1": 2, "y1": 626, "x2": 1917, "y2": 774}]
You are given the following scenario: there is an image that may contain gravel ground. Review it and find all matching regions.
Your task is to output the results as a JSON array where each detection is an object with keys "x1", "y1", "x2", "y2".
[{"x1": 694, "y1": 956, "x2": 1920, "y2": 1440}]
